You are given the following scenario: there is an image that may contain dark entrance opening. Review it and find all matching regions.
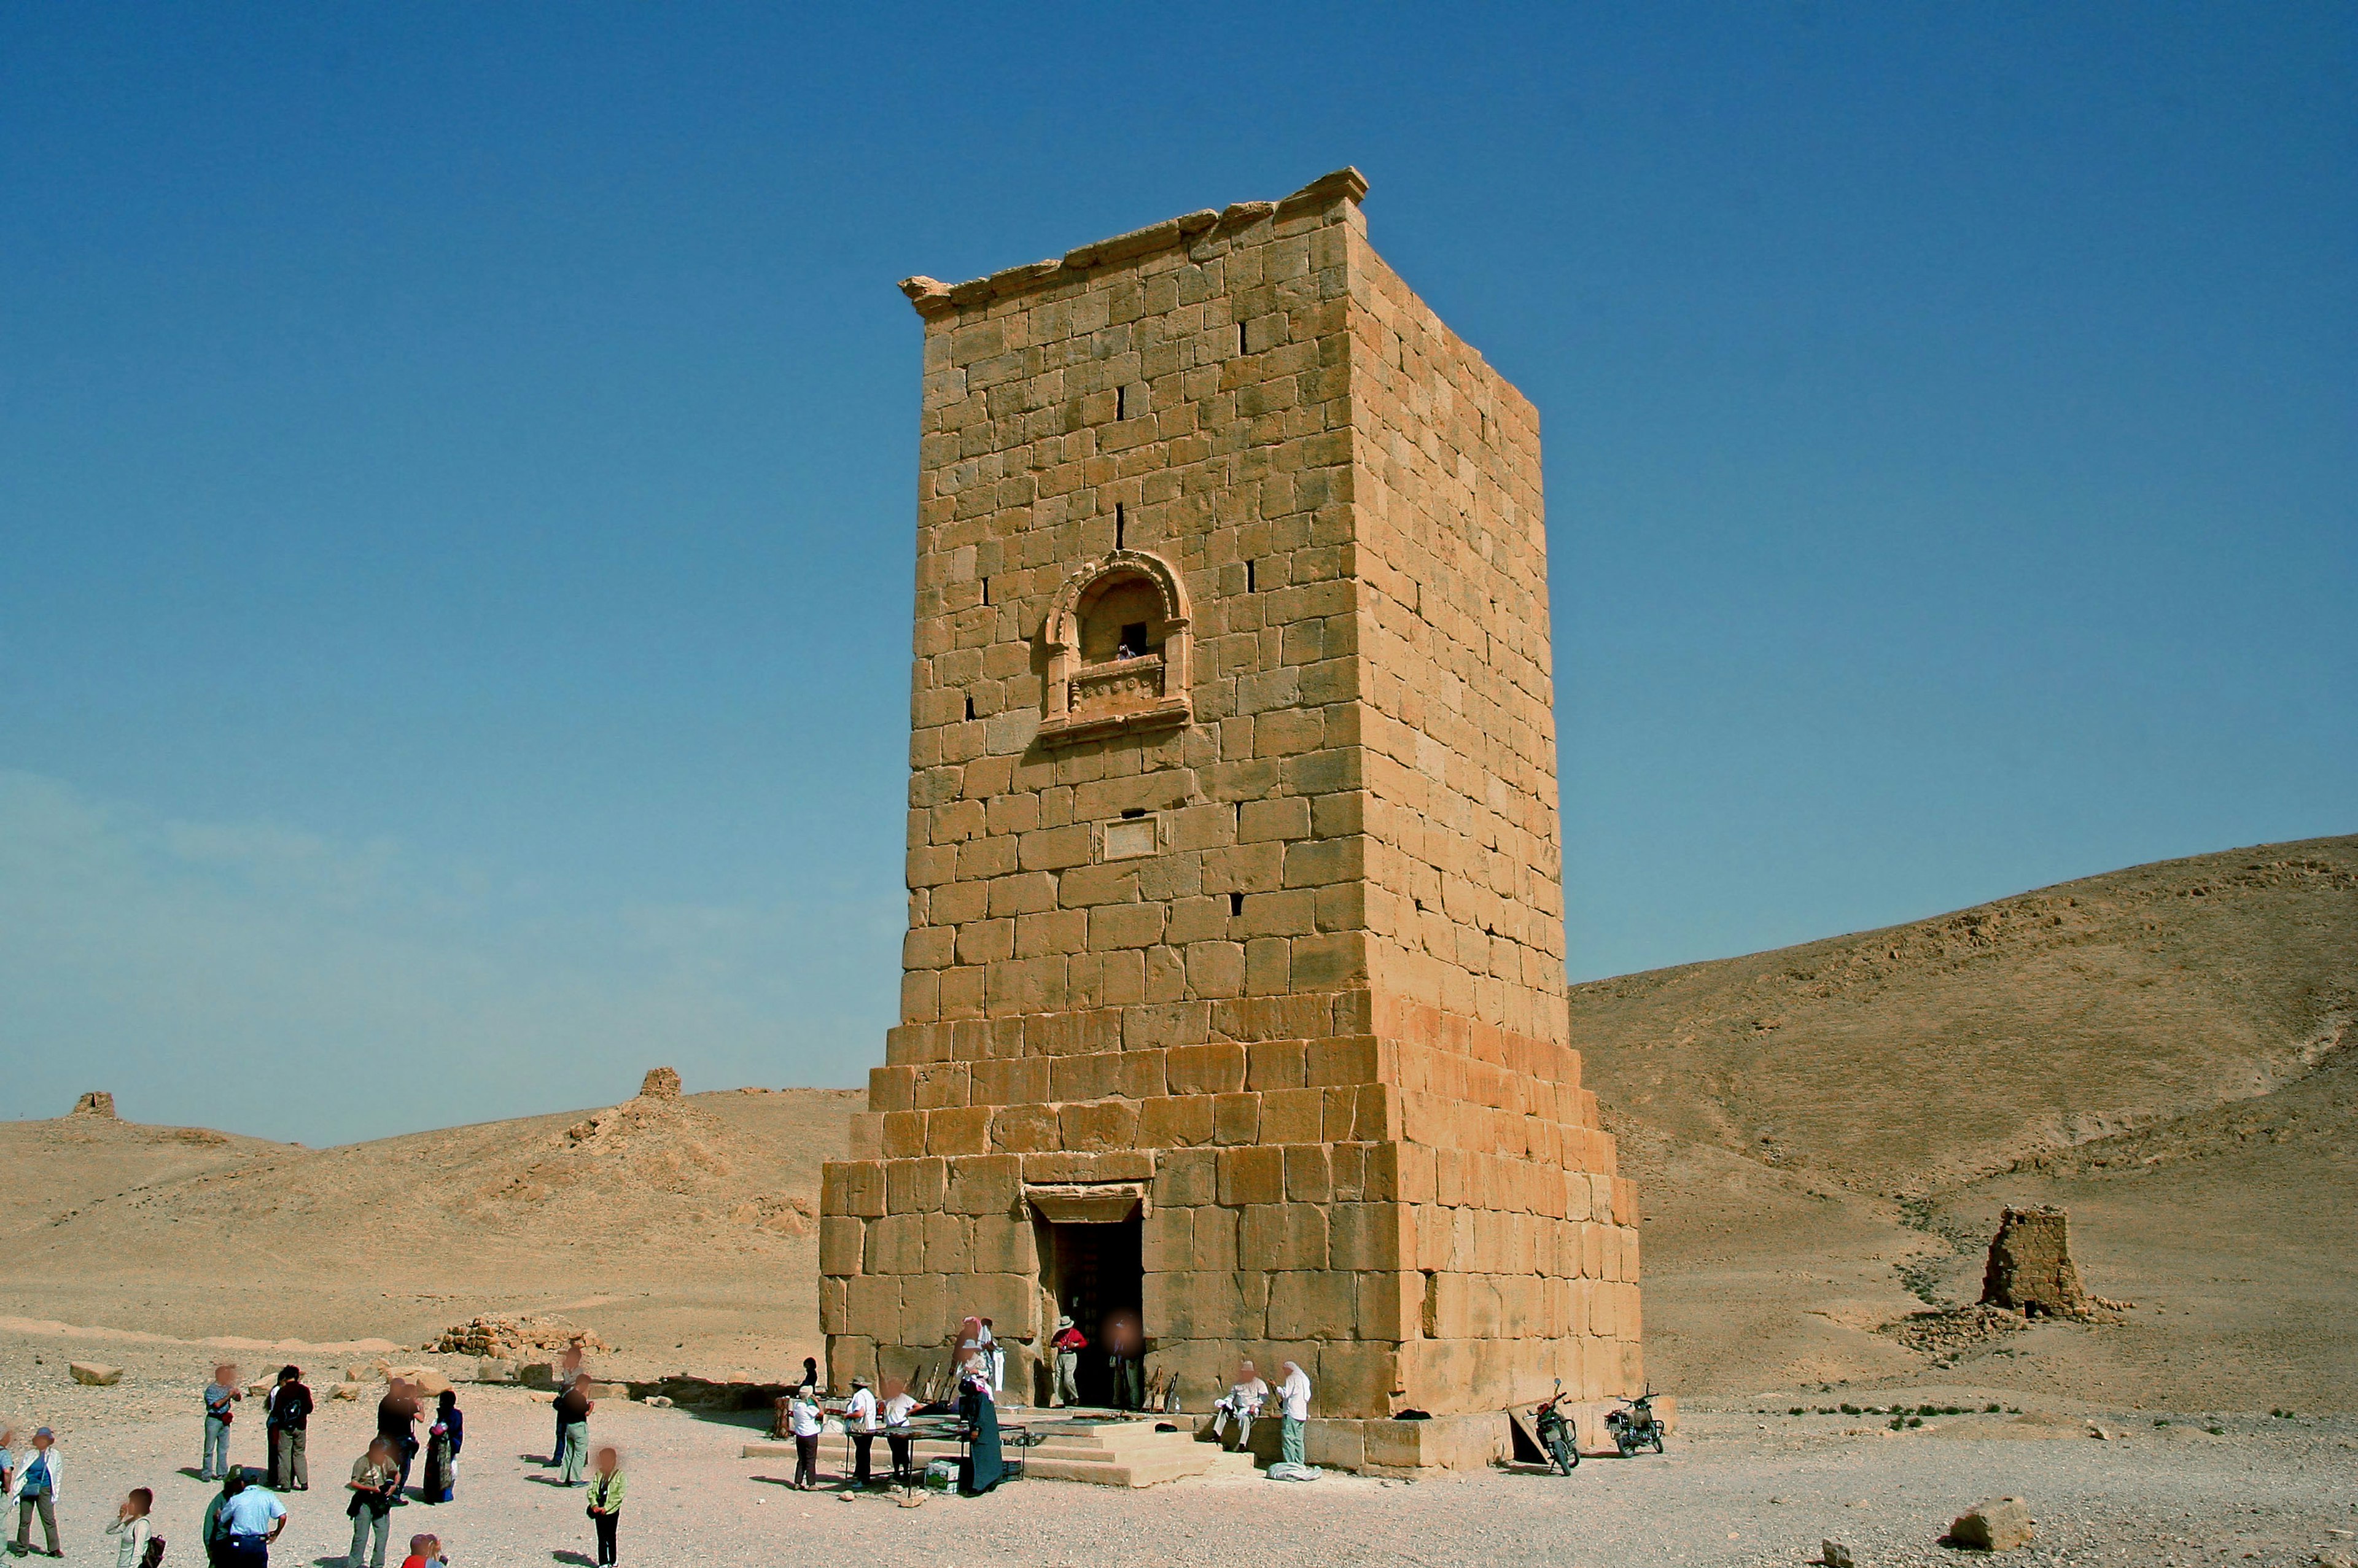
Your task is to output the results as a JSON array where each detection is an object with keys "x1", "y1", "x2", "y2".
[{"x1": 1041, "y1": 1216, "x2": 1142, "y2": 1409}]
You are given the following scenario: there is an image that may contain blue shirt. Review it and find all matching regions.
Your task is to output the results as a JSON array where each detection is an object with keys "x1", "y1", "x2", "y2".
[{"x1": 219, "y1": 1490, "x2": 284, "y2": 1535}]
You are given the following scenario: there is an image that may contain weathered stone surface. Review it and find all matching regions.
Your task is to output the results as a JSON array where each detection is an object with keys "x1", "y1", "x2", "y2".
[
  {"x1": 820, "y1": 168, "x2": 1644, "y2": 1442},
  {"x1": 638, "y1": 1066, "x2": 682, "y2": 1099},
  {"x1": 71, "y1": 1090, "x2": 117, "y2": 1117},
  {"x1": 1982, "y1": 1207, "x2": 2094, "y2": 1318},
  {"x1": 69, "y1": 1360, "x2": 122, "y2": 1386},
  {"x1": 1948, "y1": 1496, "x2": 2036, "y2": 1551}
]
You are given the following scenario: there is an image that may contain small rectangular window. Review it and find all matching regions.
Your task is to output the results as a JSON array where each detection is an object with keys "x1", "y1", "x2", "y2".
[
  {"x1": 1115, "y1": 503, "x2": 1126, "y2": 549},
  {"x1": 1237, "y1": 319, "x2": 1248, "y2": 355},
  {"x1": 1229, "y1": 892, "x2": 1245, "y2": 917},
  {"x1": 1118, "y1": 622, "x2": 1149, "y2": 657},
  {"x1": 1245, "y1": 559, "x2": 1256, "y2": 592},
  {"x1": 1116, "y1": 384, "x2": 1126, "y2": 421}
]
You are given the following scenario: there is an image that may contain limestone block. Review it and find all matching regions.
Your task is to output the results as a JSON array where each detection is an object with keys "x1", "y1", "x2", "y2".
[
  {"x1": 1241, "y1": 1201, "x2": 1328, "y2": 1270},
  {"x1": 865, "y1": 1213, "x2": 924, "y2": 1275},
  {"x1": 1283, "y1": 1143, "x2": 1331, "y2": 1203},
  {"x1": 1314, "y1": 1341, "x2": 1403, "y2": 1419},
  {"x1": 882, "y1": 1111, "x2": 927, "y2": 1159},
  {"x1": 1141, "y1": 1203, "x2": 1192, "y2": 1271},
  {"x1": 971, "y1": 1213, "x2": 1037, "y2": 1274},
  {"x1": 1164, "y1": 1041, "x2": 1248, "y2": 1095},
  {"x1": 1267, "y1": 1270, "x2": 1356, "y2": 1339},
  {"x1": 885, "y1": 1156, "x2": 947, "y2": 1214},
  {"x1": 69, "y1": 1360, "x2": 123, "y2": 1386},
  {"x1": 989, "y1": 1103, "x2": 1060, "y2": 1152},
  {"x1": 823, "y1": 1160, "x2": 887, "y2": 1219},
  {"x1": 970, "y1": 1057, "x2": 1050, "y2": 1106},
  {"x1": 1219, "y1": 1144, "x2": 1285, "y2": 1207},
  {"x1": 847, "y1": 1275, "x2": 898, "y2": 1339},
  {"x1": 827, "y1": 1335, "x2": 876, "y2": 1392},
  {"x1": 927, "y1": 1105, "x2": 991, "y2": 1156},
  {"x1": 819, "y1": 1216, "x2": 865, "y2": 1276},
  {"x1": 1307, "y1": 1034, "x2": 1385, "y2": 1085},
  {"x1": 944, "y1": 1153, "x2": 1022, "y2": 1216},
  {"x1": 1059, "y1": 1098, "x2": 1138, "y2": 1152},
  {"x1": 869, "y1": 1065, "x2": 918, "y2": 1112},
  {"x1": 1158, "y1": 1146, "x2": 1219, "y2": 1207},
  {"x1": 1245, "y1": 1039, "x2": 1307, "y2": 1090},
  {"x1": 1023, "y1": 1149, "x2": 1152, "y2": 1183},
  {"x1": 1137, "y1": 1093, "x2": 1215, "y2": 1147},
  {"x1": 1358, "y1": 1271, "x2": 1418, "y2": 1341},
  {"x1": 1331, "y1": 1203, "x2": 1411, "y2": 1270},
  {"x1": 1212, "y1": 1090, "x2": 1261, "y2": 1144},
  {"x1": 923, "y1": 1211, "x2": 971, "y2": 1275},
  {"x1": 1259, "y1": 1085, "x2": 1325, "y2": 1144},
  {"x1": 847, "y1": 1113, "x2": 884, "y2": 1159}
]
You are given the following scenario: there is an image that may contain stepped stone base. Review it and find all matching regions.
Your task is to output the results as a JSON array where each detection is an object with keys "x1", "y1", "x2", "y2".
[{"x1": 1198, "y1": 1397, "x2": 1679, "y2": 1475}]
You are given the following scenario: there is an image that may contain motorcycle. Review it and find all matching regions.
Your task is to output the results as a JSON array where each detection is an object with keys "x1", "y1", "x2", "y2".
[
  {"x1": 1530, "y1": 1379, "x2": 1579, "y2": 1473},
  {"x1": 1605, "y1": 1389, "x2": 1666, "y2": 1456}
]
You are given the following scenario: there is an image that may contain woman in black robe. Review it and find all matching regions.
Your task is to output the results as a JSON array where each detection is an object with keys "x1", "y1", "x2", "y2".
[
  {"x1": 420, "y1": 1390, "x2": 464, "y2": 1503},
  {"x1": 957, "y1": 1363, "x2": 1004, "y2": 1494}
]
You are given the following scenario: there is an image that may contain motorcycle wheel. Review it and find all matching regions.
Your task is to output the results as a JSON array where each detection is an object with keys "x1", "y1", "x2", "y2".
[
  {"x1": 1550, "y1": 1438, "x2": 1578, "y2": 1473},
  {"x1": 1650, "y1": 1432, "x2": 1665, "y2": 1455}
]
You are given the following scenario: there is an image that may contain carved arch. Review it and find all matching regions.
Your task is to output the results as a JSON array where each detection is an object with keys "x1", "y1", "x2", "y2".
[{"x1": 1037, "y1": 549, "x2": 1193, "y2": 748}]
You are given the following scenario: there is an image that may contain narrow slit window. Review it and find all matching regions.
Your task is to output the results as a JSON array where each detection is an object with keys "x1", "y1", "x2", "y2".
[
  {"x1": 1116, "y1": 384, "x2": 1126, "y2": 421},
  {"x1": 1237, "y1": 319, "x2": 1248, "y2": 355},
  {"x1": 1229, "y1": 892, "x2": 1245, "y2": 917},
  {"x1": 1115, "y1": 503, "x2": 1126, "y2": 550},
  {"x1": 965, "y1": 694, "x2": 976, "y2": 721},
  {"x1": 1246, "y1": 559, "x2": 1256, "y2": 592}
]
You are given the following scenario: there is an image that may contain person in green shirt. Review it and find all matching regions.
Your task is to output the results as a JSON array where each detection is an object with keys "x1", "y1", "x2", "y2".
[{"x1": 585, "y1": 1447, "x2": 625, "y2": 1567}]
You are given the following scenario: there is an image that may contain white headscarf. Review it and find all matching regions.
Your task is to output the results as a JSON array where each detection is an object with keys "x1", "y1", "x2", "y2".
[{"x1": 1277, "y1": 1360, "x2": 1311, "y2": 1419}]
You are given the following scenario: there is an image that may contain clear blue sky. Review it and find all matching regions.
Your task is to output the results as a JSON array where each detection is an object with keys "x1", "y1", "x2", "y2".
[{"x1": 4, "y1": 4, "x2": 2350, "y2": 1146}]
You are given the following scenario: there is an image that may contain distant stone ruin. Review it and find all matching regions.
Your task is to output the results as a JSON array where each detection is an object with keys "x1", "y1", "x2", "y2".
[
  {"x1": 639, "y1": 1066, "x2": 682, "y2": 1100},
  {"x1": 1980, "y1": 1206, "x2": 2093, "y2": 1318},
  {"x1": 70, "y1": 1090, "x2": 117, "y2": 1118}
]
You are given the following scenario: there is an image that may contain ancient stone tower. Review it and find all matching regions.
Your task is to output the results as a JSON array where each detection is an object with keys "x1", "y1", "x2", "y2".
[{"x1": 820, "y1": 167, "x2": 1644, "y2": 1464}]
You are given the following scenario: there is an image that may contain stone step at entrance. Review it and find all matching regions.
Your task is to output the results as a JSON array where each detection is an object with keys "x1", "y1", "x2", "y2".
[{"x1": 743, "y1": 1411, "x2": 1255, "y2": 1488}]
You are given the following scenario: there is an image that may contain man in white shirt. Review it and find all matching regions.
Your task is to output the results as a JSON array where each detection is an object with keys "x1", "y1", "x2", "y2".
[
  {"x1": 845, "y1": 1376, "x2": 881, "y2": 1488},
  {"x1": 880, "y1": 1379, "x2": 919, "y2": 1485},
  {"x1": 1267, "y1": 1361, "x2": 1318, "y2": 1479},
  {"x1": 216, "y1": 1474, "x2": 288, "y2": 1564},
  {"x1": 1211, "y1": 1360, "x2": 1270, "y2": 1450}
]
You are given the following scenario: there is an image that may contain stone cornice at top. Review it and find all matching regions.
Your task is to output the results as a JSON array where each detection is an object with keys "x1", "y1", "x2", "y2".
[{"x1": 896, "y1": 166, "x2": 1368, "y2": 319}]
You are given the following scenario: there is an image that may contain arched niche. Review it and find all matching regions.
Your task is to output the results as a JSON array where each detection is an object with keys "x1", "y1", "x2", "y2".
[{"x1": 1037, "y1": 549, "x2": 1192, "y2": 748}]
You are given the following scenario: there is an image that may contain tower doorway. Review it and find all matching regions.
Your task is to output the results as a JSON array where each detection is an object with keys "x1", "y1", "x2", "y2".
[{"x1": 1040, "y1": 1214, "x2": 1142, "y2": 1409}]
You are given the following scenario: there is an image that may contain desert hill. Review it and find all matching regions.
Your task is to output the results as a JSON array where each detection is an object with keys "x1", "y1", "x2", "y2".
[
  {"x1": 4, "y1": 836, "x2": 2348, "y2": 1411},
  {"x1": 1576, "y1": 834, "x2": 2357, "y2": 1409},
  {"x1": 0, "y1": 1082, "x2": 858, "y2": 1378}
]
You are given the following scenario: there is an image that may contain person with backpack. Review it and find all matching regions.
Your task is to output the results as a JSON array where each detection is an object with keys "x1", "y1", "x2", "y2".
[
  {"x1": 264, "y1": 1368, "x2": 312, "y2": 1492},
  {"x1": 201, "y1": 1365, "x2": 243, "y2": 1482},
  {"x1": 584, "y1": 1447, "x2": 624, "y2": 1567},
  {"x1": 4, "y1": 1426, "x2": 63, "y2": 1558},
  {"x1": 343, "y1": 1438, "x2": 400, "y2": 1568},
  {"x1": 105, "y1": 1486, "x2": 158, "y2": 1568}
]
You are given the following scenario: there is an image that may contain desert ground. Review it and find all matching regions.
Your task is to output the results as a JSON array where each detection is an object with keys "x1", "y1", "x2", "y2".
[{"x1": 2, "y1": 834, "x2": 2351, "y2": 1564}]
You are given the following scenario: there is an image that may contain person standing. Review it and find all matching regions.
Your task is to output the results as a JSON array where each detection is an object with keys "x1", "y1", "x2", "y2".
[
  {"x1": 265, "y1": 1367, "x2": 313, "y2": 1492},
  {"x1": 202, "y1": 1364, "x2": 244, "y2": 1481},
  {"x1": 585, "y1": 1446, "x2": 625, "y2": 1567},
  {"x1": 104, "y1": 1488, "x2": 153, "y2": 1568},
  {"x1": 0, "y1": 1424, "x2": 18, "y2": 1499},
  {"x1": 1049, "y1": 1316, "x2": 1086, "y2": 1408},
  {"x1": 418, "y1": 1392, "x2": 462, "y2": 1504},
  {"x1": 214, "y1": 1470, "x2": 287, "y2": 1566},
  {"x1": 956, "y1": 1358, "x2": 1004, "y2": 1496},
  {"x1": 343, "y1": 1438, "x2": 400, "y2": 1568},
  {"x1": 1275, "y1": 1360, "x2": 1312, "y2": 1472},
  {"x1": 201, "y1": 1470, "x2": 244, "y2": 1567},
  {"x1": 554, "y1": 1378, "x2": 594, "y2": 1486},
  {"x1": 4, "y1": 1427, "x2": 62, "y2": 1559},
  {"x1": 375, "y1": 1380, "x2": 421, "y2": 1502},
  {"x1": 793, "y1": 1357, "x2": 819, "y2": 1397},
  {"x1": 786, "y1": 1388, "x2": 823, "y2": 1491},
  {"x1": 844, "y1": 1376, "x2": 879, "y2": 1488},
  {"x1": 881, "y1": 1378, "x2": 917, "y2": 1485},
  {"x1": 976, "y1": 1318, "x2": 1003, "y2": 1395},
  {"x1": 550, "y1": 1346, "x2": 585, "y2": 1466}
]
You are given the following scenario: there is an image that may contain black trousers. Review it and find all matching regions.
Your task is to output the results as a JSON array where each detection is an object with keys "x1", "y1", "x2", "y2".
[
  {"x1": 852, "y1": 1432, "x2": 875, "y2": 1485},
  {"x1": 793, "y1": 1434, "x2": 819, "y2": 1488},
  {"x1": 888, "y1": 1433, "x2": 914, "y2": 1480},
  {"x1": 593, "y1": 1510, "x2": 619, "y2": 1566}
]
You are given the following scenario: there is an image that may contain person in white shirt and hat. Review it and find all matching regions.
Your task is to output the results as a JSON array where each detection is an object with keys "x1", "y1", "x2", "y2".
[
  {"x1": 1266, "y1": 1361, "x2": 1320, "y2": 1480},
  {"x1": 1211, "y1": 1359, "x2": 1270, "y2": 1450}
]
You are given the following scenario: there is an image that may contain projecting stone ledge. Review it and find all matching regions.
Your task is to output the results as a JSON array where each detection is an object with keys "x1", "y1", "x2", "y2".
[{"x1": 897, "y1": 166, "x2": 1368, "y2": 317}]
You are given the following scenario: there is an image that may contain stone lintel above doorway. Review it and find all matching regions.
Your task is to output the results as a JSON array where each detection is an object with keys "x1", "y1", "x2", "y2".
[{"x1": 1025, "y1": 1181, "x2": 1149, "y2": 1224}]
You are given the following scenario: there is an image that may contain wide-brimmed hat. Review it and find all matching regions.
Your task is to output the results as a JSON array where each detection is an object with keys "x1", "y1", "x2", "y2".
[
  {"x1": 1056, "y1": 1314, "x2": 1073, "y2": 1329},
  {"x1": 850, "y1": 1375, "x2": 871, "y2": 1388}
]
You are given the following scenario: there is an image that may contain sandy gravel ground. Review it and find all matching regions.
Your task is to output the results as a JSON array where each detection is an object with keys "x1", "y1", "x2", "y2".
[{"x1": 8, "y1": 1333, "x2": 2355, "y2": 1568}]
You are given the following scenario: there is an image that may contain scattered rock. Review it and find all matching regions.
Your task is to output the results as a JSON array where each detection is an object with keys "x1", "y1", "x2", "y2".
[
  {"x1": 644, "y1": 1395, "x2": 674, "y2": 1408},
  {"x1": 2087, "y1": 1424, "x2": 2115, "y2": 1440},
  {"x1": 69, "y1": 1360, "x2": 123, "y2": 1386},
  {"x1": 70, "y1": 1090, "x2": 118, "y2": 1117},
  {"x1": 1821, "y1": 1542, "x2": 1858, "y2": 1567},
  {"x1": 389, "y1": 1367, "x2": 454, "y2": 1397},
  {"x1": 639, "y1": 1066, "x2": 682, "y2": 1100},
  {"x1": 2314, "y1": 1551, "x2": 2356, "y2": 1568},
  {"x1": 329, "y1": 1383, "x2": 363, "y2": 1400},
  {"x1": 519, "y1": 1362, "x2": 556, "y2": 1389},
  {"x1": 476, "y1": 1359, "x2": 517, "y2": 1384},
  {"x1": 1948, "y1": 1496, "x2": 2036, "y2": 1551},
  {"x1": 426, "y1": 1314, "x2": 607, "y2": 1359}
]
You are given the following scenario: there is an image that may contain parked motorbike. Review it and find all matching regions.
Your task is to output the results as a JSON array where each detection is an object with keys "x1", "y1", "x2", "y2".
[
  {"x1": 1531, "y1": 1379, "x2": 1579, "y2": 1473},
  {"x1": 1605, "y1": 1389, "x2": 1666, "y2": 1456}
]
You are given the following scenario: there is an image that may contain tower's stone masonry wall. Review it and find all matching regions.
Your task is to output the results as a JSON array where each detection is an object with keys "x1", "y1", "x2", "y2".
[{"x1": 823, "y1": 169, "x2": 1643, "y2": 1425}]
